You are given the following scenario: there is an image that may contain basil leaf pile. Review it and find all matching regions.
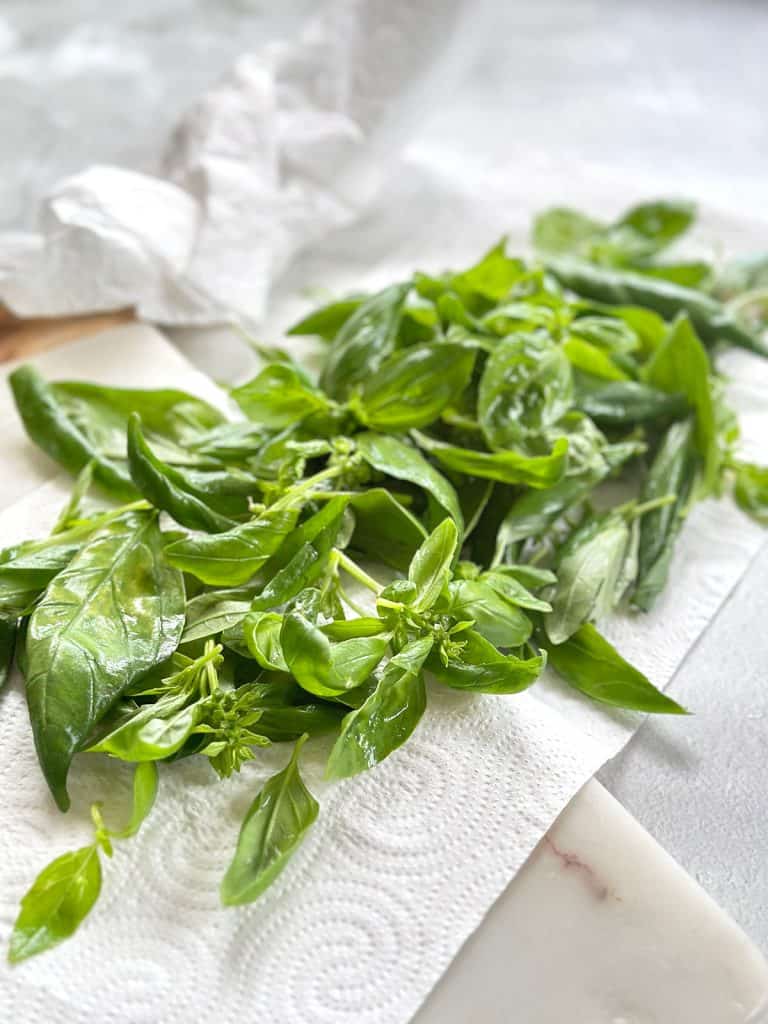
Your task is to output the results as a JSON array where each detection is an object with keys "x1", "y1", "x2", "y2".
[{"x1": 6, "y1": 196, "x2": 767, "y2": 961}]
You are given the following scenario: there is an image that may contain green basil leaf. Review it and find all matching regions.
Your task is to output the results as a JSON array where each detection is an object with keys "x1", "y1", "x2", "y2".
[
  {"x1": 733, "y1": 461, "x2": 768, "y2": 524},
  {"x1": 321, "y1": 617, "x2": 389, "y2": 640},
  {"x1": 546, "y1": 512, "x2": 631, "y2": 644},
  {"x1": 128, "y1": 414, "x2": 237, "y2": 533},
  {"x1": 255, "y1": 702, "x2": 344, "y2": 742},
  {"x1": 644, "y1": 314, "x2": 717, "y2": 488},
  {"x1": 286, "y1": 297, "x2": 364, "y2": 339},
  {"x1": 9, "y1": 845, "x2": 102, "y2": 963},
  {"x1": 563, "y1": 336, "x2": 629, "y2": 382},
  {"x1": 428, "y1": 630, "x2": 543, "y2": 694},
  {"x1": 413, "y1": 432, "x2": 569, "y2": 488},
  {"x1": 345, "y1": 488, "x2": 427, "y2": 571},
  {"x1": 408, "y1": 518, "x2": 458, "y2": 612},
  {"x1": 220, "y1": 734, "x2": 319, "y2": 906},
  {"x1": 244, "y1": 611, "x2": 289, "y2": 671},
  {"x1": 231, "y1": 363, "x2": 335, "y2": 429},
  {"x1": 477, "y1": 334, "x2": 573, "y2": 450},
  {"x1": 617, "y1": 199, "x2": 695, "y2": 254},
  {"x1": 88, "y1": 692, "x2": 202, "y2": 762},
  {"x1": 576, "y1": 381, "x2": 687, "y2": 426},
  {"x1": 320, "y1": 283, "x2": 410, "y2": 399},
  {"x1": 351, "y1": 342, "x2": 475, "y2": 431},
  {"x1": 634, "y1": 419, "x2": 699, "y2": 612},
  {"x1": 482, "y1": 570, "x2": 552, "y2": 613},
  {"x1": 543, "y1": 623, "x2": 688, "y2": 714},
  {"x1": 108, "y1": 762, "x2": 159, "y2": 839},
  {"x1": 0, "y1": 618, "x2": 17, "y2": 691},
  {"x1": 445, "y1": 580, "x2": 532, "y2": 647},
  {"x1": 26, "y1": 511, "x2": 185, "y2": 810},
  {"x1": 326, "y1": 636, "x2": 433, "y2": 780},
  {"x1": 447, "y1": 238, "x2": 526, "y2": 306},
  {"x1": 532, "y1": 207, "x2": 605, "y2": 257},
  {"x1": 355, "y1": 431, "x2": 463, "y2": 531},
  {"x1": 164, "y1": 506, "x2": 299, "y2": 586},
  {"x1": 181, "y1": 589, "x2": 255, "y2": 643}
]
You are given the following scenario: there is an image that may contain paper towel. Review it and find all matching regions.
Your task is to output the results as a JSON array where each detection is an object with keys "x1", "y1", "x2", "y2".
[{"x1": 0, "y1": 324, "x2": 767, "y2": 1024}]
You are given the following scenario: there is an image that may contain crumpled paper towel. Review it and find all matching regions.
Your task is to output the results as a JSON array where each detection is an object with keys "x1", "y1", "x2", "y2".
[
  {"x1": 0, "y1": 0, "x2": 482, "y2": 324},
  {"x1": 1, "y1": 324, "x2": 767, "y2": 1024}
]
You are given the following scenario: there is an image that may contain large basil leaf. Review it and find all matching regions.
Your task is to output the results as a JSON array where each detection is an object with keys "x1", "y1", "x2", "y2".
[
  {"x1": 413, "y1": 432, "x2": 569, "y2": 488},
  {"x1": 445, "y1": 579, "x2": 532, "y2": 648},
  {"x1": 164, "y1": 506, "x2": 299, "y2": 586},
  {"x1": 345, "y1": 488, "x2": 427, "y2": 571},
  {"x1": 543, "y1": 623, "x2": 687, "y2": 714},
  {"x1": 326, "y1": 636, "x2": 432, "y2": 780},
  {"x1": 351, "y1": 342, "x2": 475, "y2": 431},
  {"x1": 477, "y1": 334, "x2": 572, "y2": 450},
  {"x1": 231, "y1": 363, "x2": 335, "y2": 429},
  {"x1": 220, "y1": 735, "x2": 319, "y2": 906},
  {"x1": 320, "y1": 283, "x2": 409, "y2": 399},
  {"x1": 25, "y1": 511, "x2": 185, "y2": 810}
]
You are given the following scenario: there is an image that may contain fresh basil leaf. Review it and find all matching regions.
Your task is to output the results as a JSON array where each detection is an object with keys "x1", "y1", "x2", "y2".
[
  {"x1": 164, "y1": 506, "x2": 299, "y2": 586},
  {"x1": 345, "y1": 488, "x2": 427, "y2": 571},
  {"x1": 532, "y1": 207, "x2": 605, "y2": 258},
  {"x1": 492, "y1": 564, "x2": 557, "y2": 589},
  {"x1": 181, "y1": 589, "x2": 255, "y2": 643},
  {"x1": 563, "y1": 336, "x2": 629, "y2": 382},
  {"x1": 543, "y1": 623, "x2": 687, "y2": 714},
  {"x1": 413, "y1": 432, "x2": 569, "y2": 488},
  {"x1": 326, "y1": 636, "x2": 433, "y2": 780},
  {"x1": 636, "y1": 261, "x2": 712, "y2": 289},
  {"x1": 231, "y1": 363, "x2": 335, "y2": 429},
  {"x1": 644, "y1": 314, "x2": 717, "y2": 488},
  {"x1": 351, "y1": 342, "x2": 475, "y2": 431},
  {"x1": 244, "y1": 611, "x2": 289, "y2": 671},
  {"x1": 89, "y1": 691, "x2": 202, "y2": 762},
  {"x1": 128, "y1": 414, "x2": 237, "y2": 533},
  {"x1": 255, "y1": 702, "x2": 344, "y2": 742},
  {"x1": 733, "y1": 461, "x2": 768, "y2": 524},
  {"x1": 546, "y1": 512, "x2": 631, "y2": 644},
  {"x1": 8, "y1": 845, "x2": 102, "y2": 963},
  {"x1": 355, "y1": 431, "x2": 463, "y2": 531},
  {"x1": 0, "y1": 618, "x2": 17, "y2": 691},
  {"x1": 408, "y1": 518, "x2": 458, "y2": 612},
  {"x1": 286, "y1": 296, "x2": 364, "y2": 339},
  {"x1": 577, "y1": 381, "x2": 687, "y2": 426},
  {"x1": 108, "y1": 762, "x2": 159, "y2": 839},
  {"x1": 220, "y1": 734, "x2": 319, "y2": 906},
  {"x1": 26, "y1": 511, "x2": 185, "y2": 810},
  {"x1": 447, "y1": 238, "x2": 526, "y2": 307},
  {"x1": 478, "y1": 334, "x2": 573, "y2": 450},
  {"x1": 321, "y1": 617, "x2": 389, "y2": 640},
  {"x1": 482, "y1": 570, "x2": 552, "y2": 613},
  {"x1": 617, "y1": 200, "x2": 695, "y2": 254},
  {"x1": 320, "y1": 283, "x2": 410, "y2": 399},
  {"x1": 634, "y1": 419, "x2": 699, "y2": 611},
  {"x1": 52, "y1": 460, "x2": 96, "y2": 533},
  {"x1": 428, "y1": 630, "x2": 543, "y2": 694},
  {"x1": 445, "y1": 580, "x2": 532, "y2": 647}
]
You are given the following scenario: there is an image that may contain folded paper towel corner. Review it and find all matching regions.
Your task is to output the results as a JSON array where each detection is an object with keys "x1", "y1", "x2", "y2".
[{"x1": 0, "y1": 0, "x2": 478, "y2": 326}]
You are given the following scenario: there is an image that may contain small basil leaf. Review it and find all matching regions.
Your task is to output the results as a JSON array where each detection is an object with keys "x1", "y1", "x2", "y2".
[
  {"x1": 220, "y1": 734, "x2": 319, "y2": 906},
  {"x1": 351, "y1": 342, "x2": 475, "y2": 431},
  {"x1": 286, "y1": 296, "x2": 364, "y2": 340},
  {"x1": 9, "y1": 845, "x2": 102, "y2": 963},
  {"x1": 408, "y1": 518, "x2": 458, "y2": 613},
  {"x1": 231, "y1": 363, "x2": 335, "y2": 429},
  {"x1": 108, "y1": 762, "x2": 159, "y2": 840},
  {"x1": 164, "y1": 506, "x2": 300, "y2": 586},
  {"x1": 355, "y1": 431, "x2": 463, "y2": 532},
  {"x1": 445, "y1": 580, "x2": 532, "y2": 647},
  {"x1": 26, "y1": 512, "x2": 185, "y2": 810},
  {"x1": 563, "y1": 336, "x2": 629, "y2": 382},
  {"x1": 88, "y1": 693, "x2": 202, "y2": 762},
  {"x1": 482, "y1": 570, "x2": 552, "y2": 613},
  {"x1": 413, "y1": 432, "x2": 569, "y2": 488},
  {"x1": 326, "y1": 636, "x2": 433, "y2": 780},
  {"x1": 428, "y1": 630, "x2": 543, "y2": 694},
  {"x1": 546, "y1": 513, "x2": 631, "y2": 644},
  {"x1": 634, "y1": 419, "x2": 699, "y2": 612},
  {"x1": 181, "y1": 589, "x2": 255, "y2": 643},
  {"x1": 321, "y1": 617, "x2": 389, "y2": 640},
  {"x1": 244, "y1": 611, "x2": 289, "y2": 672},
  {"x1": 543, "y1": 623, "x2": 688, "y2": 714},
  {"x1": 320, "y1": 283, "x2": 410, "y2": 399}
]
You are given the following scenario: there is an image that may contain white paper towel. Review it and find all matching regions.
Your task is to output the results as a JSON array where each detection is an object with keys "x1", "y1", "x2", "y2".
[
  {"x1": 0, "y1": 0, "x2": 483, "y2": 325},
  {"x1": 1, "y1": 324, "x2": 767, "y2": 1024}
]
